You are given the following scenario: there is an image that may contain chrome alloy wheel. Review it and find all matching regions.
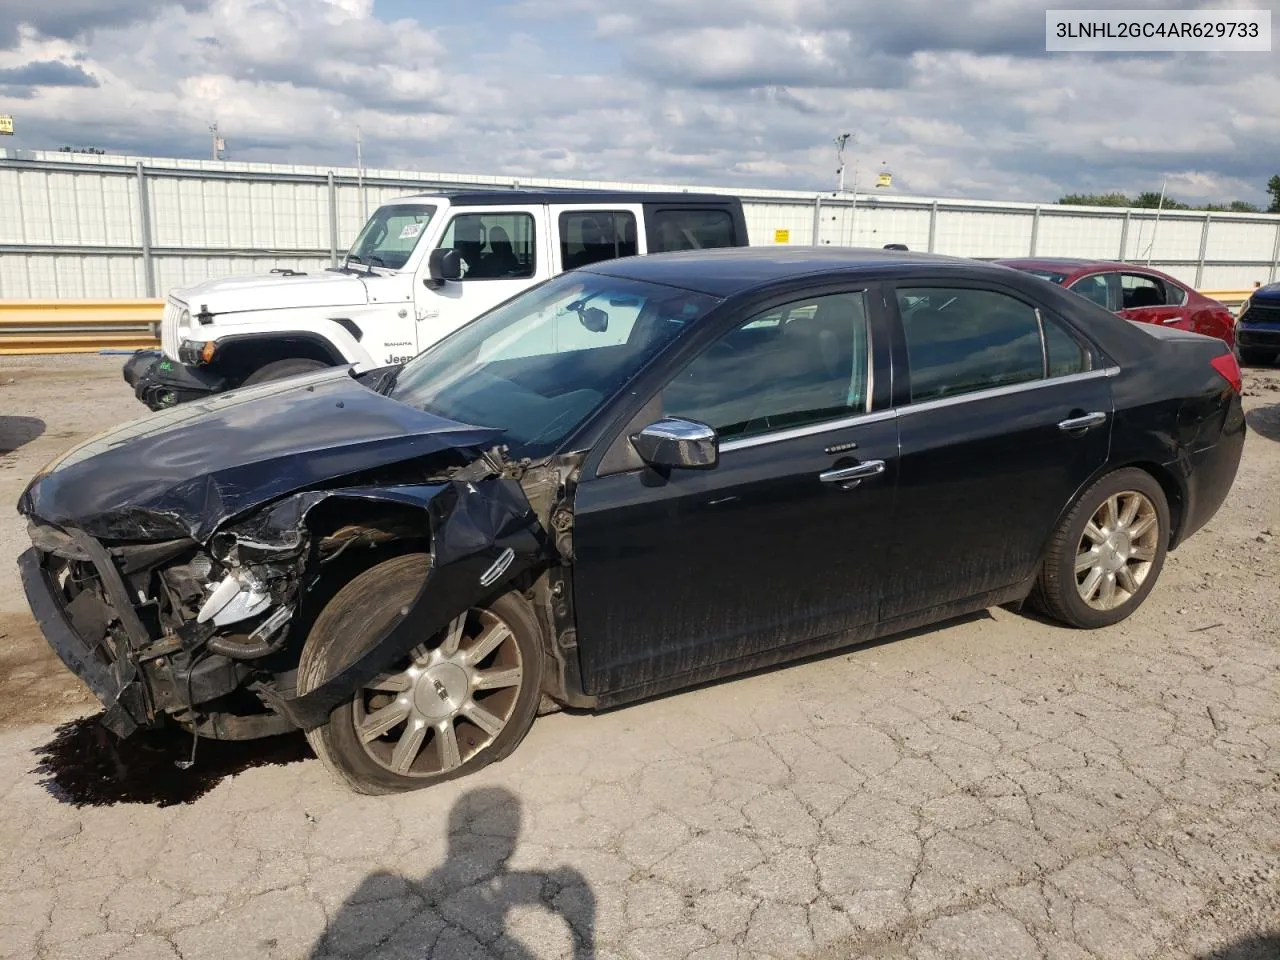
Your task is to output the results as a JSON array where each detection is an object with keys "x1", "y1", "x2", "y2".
[
  {"x1": 1074, "y1": 490, "x2": 1160, "y2": 611},
  {"x1": 352, "y1": 608, "x2": 523, "y2": 777}
]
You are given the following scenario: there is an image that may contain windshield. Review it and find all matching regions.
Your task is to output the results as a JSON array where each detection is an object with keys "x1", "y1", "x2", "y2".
[
  {"x1": 389, "y1": 272, "x2": 721, "y2": 458},
  {"x1": 346, "y1": 203, "x2": 437, "y2": 271}
]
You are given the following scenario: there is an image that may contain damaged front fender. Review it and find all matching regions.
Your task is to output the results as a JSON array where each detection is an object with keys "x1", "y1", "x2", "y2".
[{"x1": 245, "y1": 477, "x2": 548, "y2": 731}]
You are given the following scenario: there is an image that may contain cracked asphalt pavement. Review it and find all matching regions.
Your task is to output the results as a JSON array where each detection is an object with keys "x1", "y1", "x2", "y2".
[{"x1": 1, "y1": 355, "x2": 1278, "y2": 960}]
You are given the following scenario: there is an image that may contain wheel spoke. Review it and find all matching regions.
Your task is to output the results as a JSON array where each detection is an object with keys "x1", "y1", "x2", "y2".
[
  {"x1": 438, "y1": 613, "x2": 466, "y2": 658},
  {"x1": 410, "y1": 643, "x2": 433, "y2": 667},
  {"x1": 390, "y1": 718, "x2": 429, "y2": 774},
  {"x1": 1100, "y1": 495, "x2": 1119, "y2": 531},
  {"x1": 1117, "y1": 566, "x2": 1140, "y2": 595},
  {"x1": 366, "y1": 671, "x2": 412, "y2": 693},
  {"x1": 436, "y1": 720, "x2": 462, "y2": 771},
  {"x1": 1118, "y1": 493, "x2": 1140, "y2": 528},
  {"x1": 1075, "y1": 549, "x2": 1099, "y2": 573},
  {"x1": 358, "y1": 698, "x2": 412, "y2": 743},
  {"x1": 473, "y1": 666, "x2": 522, "y2": 691},
  {"x1": 1083, "y1": 521, "x2": 1107, "y2": 545},
  {"x1": 1098, "y1": 572, "x2": 1118, "y2": 608},
  {"x1": 461, "y1": 700, "x2": 505, "y2": 737},
  {"x1": 1079, "y1": 566, "x2": 1104, "y2": 602},
  {"x1": 1129, "y1": 514, "x2": 1157, "y2": 540},
  {"x1": 1130, "y1": 544, "x2": 1156, "y2": 562},
  {"x1": 464, "y1": 624, "x2": 511, "y2": 665}
]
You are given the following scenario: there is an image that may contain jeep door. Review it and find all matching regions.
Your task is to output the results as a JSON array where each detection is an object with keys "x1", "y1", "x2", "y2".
[{"x1": 414, "y1": 205, "x2": 552, "y2": 355}]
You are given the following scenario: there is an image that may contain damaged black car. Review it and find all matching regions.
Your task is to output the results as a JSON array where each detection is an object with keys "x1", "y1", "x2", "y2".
[{"x1": 19, "y1": 248, "x2": 1245, "y2": 794}]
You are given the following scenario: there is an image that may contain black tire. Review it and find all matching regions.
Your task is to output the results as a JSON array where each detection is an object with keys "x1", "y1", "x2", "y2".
[
  {"x1": 297, "y1": 554, "x2": 543, "y2": 795},
  {"x1": 1029, "y1": 468, "x2": 1170, "y2": 629},
  {"x1": 241, "y1": 357, "x2": 328, "y2": 386},
  {"x1": 1238, "y1": 346, "x2": 1274, "y2": 367}
]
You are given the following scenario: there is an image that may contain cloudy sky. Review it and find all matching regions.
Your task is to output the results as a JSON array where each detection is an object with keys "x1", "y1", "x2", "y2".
[{"x1": 0, "y1": 0, "x2": 1277, "y2": 205}]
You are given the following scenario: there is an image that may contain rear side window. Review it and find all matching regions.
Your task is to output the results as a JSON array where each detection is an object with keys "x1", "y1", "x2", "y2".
[
  {"x1": 649, "y1": 208, "x2": 736, "y2": 252},
  {"x1": 1119, "y1": 273, "x2": 1167, "y2": 308},
  {"x1": 897, "y1": 287, "x2": 1044, "y2": 403},
  {"x1": 1044, "y1": 315, "x2": 1090, "y2": 377},
  {"x1": 559, "y1": 210, "x2": 638, "y2": 270}
]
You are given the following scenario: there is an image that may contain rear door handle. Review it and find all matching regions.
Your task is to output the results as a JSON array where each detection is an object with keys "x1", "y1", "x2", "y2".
[
  {"x1": 1162, "y1": 317, "x2": 1182, "y2": 325},
  {"x1": 820, "y1": 460, "x2": 886, "y2": 485},
  {"x1": 1058, "y1": 411, "x2": 1107, "y2": 433}
]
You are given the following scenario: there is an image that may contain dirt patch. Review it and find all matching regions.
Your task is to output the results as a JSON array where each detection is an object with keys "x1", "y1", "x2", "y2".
[{"x1": 0, "y1": 616, "x2": 96, "y2": 729}]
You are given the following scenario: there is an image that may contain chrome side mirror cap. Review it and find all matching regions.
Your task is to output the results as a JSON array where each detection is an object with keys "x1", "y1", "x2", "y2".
[{"x1": 631, "y1": 417, "x2": 718, "y2": 470}]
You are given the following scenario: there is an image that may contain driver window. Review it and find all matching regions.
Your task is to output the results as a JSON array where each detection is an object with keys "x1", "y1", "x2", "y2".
[
  {"x1": 663, "y1": 292, "x2": 870, "y2": 442},
  {"x1": 437, "y1": 213, "x2": 536, "y2": 280}
]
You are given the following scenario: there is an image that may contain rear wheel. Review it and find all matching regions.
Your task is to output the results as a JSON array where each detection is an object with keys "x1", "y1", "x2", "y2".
[
  {"x1": 1238, "y1": 346, "x2": 1274, "y2": 367},
  {"x1": 1030, "y1": 468, "x2": 1170, "y2": 629},
  {"x1": 297, "y1": 554, "x2": 543, "y2": 795},
  {"x1": 241, "y1": 357, "x2": 328, "y2": 386}
]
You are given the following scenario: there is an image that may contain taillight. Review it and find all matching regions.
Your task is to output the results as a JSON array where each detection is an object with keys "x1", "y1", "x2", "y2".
[{"x1": 1210, "y1": 352, "x2": 1242, "y2": 394}]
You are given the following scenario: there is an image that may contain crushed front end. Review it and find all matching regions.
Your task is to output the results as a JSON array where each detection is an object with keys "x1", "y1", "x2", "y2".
[{"x1": 20, "y1": 518, "x2": 307, "y2": 739}]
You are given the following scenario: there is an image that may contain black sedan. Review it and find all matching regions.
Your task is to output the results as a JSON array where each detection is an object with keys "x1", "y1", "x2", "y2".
[{"x1": 18, "y1": 248, "x2": 1245, "y2": 794}]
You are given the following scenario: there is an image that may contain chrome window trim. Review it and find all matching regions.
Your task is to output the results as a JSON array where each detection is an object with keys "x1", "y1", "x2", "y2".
[
  {"x1": 716, "y1": 365, "x2": 1120, "y2": 453},
  {"x1": 719, "y1": 408, "x2": 896, "y2": 453},
  {"x1": 897, "y1": 366, "x2": 1120, "y2": 417}
]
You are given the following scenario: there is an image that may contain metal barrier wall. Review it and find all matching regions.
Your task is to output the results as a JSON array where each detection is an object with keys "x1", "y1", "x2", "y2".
[
  {"x1": 0, "y1": 291, "x2": 1257, "y2": 357},
  {"x1": 3, "y1": 148, "x2": 1279, "y2": 301}
]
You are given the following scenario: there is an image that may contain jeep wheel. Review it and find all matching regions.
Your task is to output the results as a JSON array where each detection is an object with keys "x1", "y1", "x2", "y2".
[
  {"x1": 297, "y1": 554, "x2": 543, "y2": 795},
  {"x1": 241, "y1": 357, "x2": 328, "y2": 386}
]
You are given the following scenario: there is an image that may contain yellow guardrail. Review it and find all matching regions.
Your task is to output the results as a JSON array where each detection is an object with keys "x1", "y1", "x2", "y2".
[
  {"x1": 0, "y1": 299, "x2": 163, "y2": 355},
  {"x1": 0, "y1": 287, "x2": 1267, "y2": 357}
]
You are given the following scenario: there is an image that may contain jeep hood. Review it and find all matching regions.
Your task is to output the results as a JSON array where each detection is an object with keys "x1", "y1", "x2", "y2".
[
  {"x1": 19, "y1": 367, "x2": 505, "y2": 542},
  {"x1": 173, "y1": 270, "x2": 371, "y2": 316},
  {"x1": 1250, "y1": 282, "x2": 1280, "y2": 305}
]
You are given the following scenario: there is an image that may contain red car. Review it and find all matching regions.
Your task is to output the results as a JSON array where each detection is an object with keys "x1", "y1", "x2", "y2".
[{"x1": 995, "y1": 258, "x2": 1236, "y2": 348}]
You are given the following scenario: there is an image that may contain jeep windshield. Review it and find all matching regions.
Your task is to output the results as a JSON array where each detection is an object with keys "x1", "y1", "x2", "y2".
[
  {"x1": 345, "y1": 203, "x2": 437, "y2": 271},
  {"x1": 388, "y1": 272, "x2": 721, "y2": 458}
]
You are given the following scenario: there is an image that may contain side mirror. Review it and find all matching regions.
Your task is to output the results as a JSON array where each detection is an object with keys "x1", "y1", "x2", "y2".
[
  {"x1": 580, "y1": 306, "x2": 609, "y2": 333},
  {"x1": 427, "y1": 248, "x2": 463, "y2": 284},
  {"x1": 631, "y1": 418, "x2": 718, "y2": 470}
]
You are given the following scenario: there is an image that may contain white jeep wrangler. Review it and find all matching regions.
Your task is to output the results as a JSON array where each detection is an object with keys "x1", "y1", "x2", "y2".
[{"x1": 123, "y1": 189, "x2": 749, "y2": 409}]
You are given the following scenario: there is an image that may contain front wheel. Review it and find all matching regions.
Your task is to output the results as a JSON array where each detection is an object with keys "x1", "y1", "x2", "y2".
[
  {"x1": 297, "y1": 554, "x2": 544, "y2": 795},
  {"x1": 1030, "y1": 468, "x2": 1170, "y2": 629},
  {"x1": 240, "y1": 357, "x2": 328, "y2": 386}
]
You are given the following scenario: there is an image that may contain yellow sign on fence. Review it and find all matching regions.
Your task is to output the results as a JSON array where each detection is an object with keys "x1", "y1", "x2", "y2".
[
  {"x1": 774, "y1": 229, "x2": 790, "y2": 244},
  {"x1": 877, "y1": 172, "x2": 892, "y2": 188},
  {"x1": 0, "y1": 116, "x2": 13, "y2": 136}
]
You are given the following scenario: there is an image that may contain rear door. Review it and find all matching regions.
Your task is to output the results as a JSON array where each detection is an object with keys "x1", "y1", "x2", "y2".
[
  {"x1": 881, "y1": 282, "x2": 1114, "y2": 622},
  {"x1": 416, "y1": 205, "x2": 549, "y2": 349},
  {"x1": 1115, "y1": 271, "x2": 1186, "y2": 330}
]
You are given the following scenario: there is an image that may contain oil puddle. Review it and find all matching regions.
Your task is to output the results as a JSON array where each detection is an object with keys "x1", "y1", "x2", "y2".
[{"x1": 31, "y1": 713, "x2": 313, "y2": 807}]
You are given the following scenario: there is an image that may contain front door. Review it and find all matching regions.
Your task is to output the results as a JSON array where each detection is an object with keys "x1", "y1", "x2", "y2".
[
  {"x1": 571, "y1": 287, "x2": 900, "y2": 697},
  {"x1": 415, "y1": 205, "x2": 550, "y2": 351},
  {"x1": 881, "y1": 282, "x2": 1113, "y2": 621}
]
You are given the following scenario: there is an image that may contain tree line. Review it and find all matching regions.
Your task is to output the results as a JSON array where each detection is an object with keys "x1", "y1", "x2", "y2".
[{"x1": 1058, "y1": 176, "x2": 1280, "y2": 214}]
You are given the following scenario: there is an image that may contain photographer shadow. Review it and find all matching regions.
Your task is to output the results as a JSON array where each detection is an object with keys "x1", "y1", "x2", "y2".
[{"x1": 311, "y1": 786, "x2": 595, "y2": 959}]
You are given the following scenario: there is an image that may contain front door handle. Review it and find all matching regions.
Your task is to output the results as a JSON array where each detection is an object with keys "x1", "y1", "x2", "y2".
[
  {"x1": 1162, "y1": 317, "x2": 1182, "y2": 325},
  {"x1": 820, "y1": 460, "x2": 886, "y2": 485},
  {"x1": 1058, "y1": 411, "x2": 1107, "y2": 433}
]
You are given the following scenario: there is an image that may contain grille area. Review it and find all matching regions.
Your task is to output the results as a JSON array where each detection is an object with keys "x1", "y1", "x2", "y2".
[
  {"x1": 160, "y1": 299, "x2": 187, "y2": 358},
  {"x1": 1241, "y1": 303, "x2": 1280, "y2": 326}
]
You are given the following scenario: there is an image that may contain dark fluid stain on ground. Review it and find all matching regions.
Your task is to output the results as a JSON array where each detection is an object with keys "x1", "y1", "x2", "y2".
[{"x1": 31, "y1": 713, "x2": 313, "y2": 808}]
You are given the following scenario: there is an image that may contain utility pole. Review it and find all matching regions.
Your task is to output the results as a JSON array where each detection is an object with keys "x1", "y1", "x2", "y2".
[
  {"x1": 209, "y1": 122, "x2": 225, "y2": 161},
  {"x1": 356, "y1": 126, "x2": 366, "y2": 219},
  {"x1": 834, "y1": 133, "x2": 851, "y2": 194},
  {"x1": 1146, "y1": 176, "x2": 1167, "y2": 266}
]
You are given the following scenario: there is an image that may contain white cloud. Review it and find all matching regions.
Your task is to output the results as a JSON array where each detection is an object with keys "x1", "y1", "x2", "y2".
[{"x1": 0, "y1": 0, "x2": 1276, "y2": 207}]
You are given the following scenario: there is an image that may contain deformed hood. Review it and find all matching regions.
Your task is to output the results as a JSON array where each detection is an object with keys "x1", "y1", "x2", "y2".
[{"x1": 19, "y1": 367, "x2": 505, "y2": 542}]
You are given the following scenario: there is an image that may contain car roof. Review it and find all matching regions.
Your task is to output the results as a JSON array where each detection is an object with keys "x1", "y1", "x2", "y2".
[
  {"x1": 578, "y1": 246, "x2": 1019, "y2": 297},
  {"x1": 998, "y1": 257, "x2": 1168, "y2": 274},
  {"x1": 392, "y1": 188, "x2": 740, "y2": 206}
]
